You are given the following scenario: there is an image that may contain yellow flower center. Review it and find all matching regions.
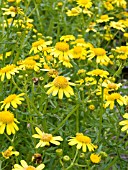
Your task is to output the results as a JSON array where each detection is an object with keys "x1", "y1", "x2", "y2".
[
  {"x1": 93, "y1": 48, "x2": 106, "y2": 56},
  {"x1": 107, "y1": 93, "x2": 121, "y2": 100},
  {"x1": 4, "y1": 94, "x2": 17, "y2": 103},
  {"x1": 24, "y1": 59, "x2": 36, "y2": 66},
  {"x1": 0, "y1": 64, "x2": 15, "y2": 73},
  {"x1": 41, "y1": 133, "x2": 52, "y2": 142},
  {"x1": 78, "y1": 0, "x2": 89, "y2": 5},
  {"x1": 73, "y1": 46, "x2": 82, "y2": 54},
  {"x1": 24, "y1": 166, "x2": 36, "y2": 170},
  {"x1": 100, "y1": 15, "x2": 108, "y2": 20},
  {"x1": 92, "y1": 69, "x2": 103, "y2": 75},
  {"x1": 53, "y1": 76, "x2": 68, "y2": 88},
  {"x1": 76, "y1": 38, "x2": 85, "y2": 43},
  {"x1": 9, "y1": 6, "x2": 16, "y2": 12},
  {"x1": 3, "y1": 149, "x2": 12, "y2": 157},
  {"x1": 107, "y1": 83, "x2": 117, "y2": 89},
  {"x1": 0, "y1": 111, "x2": 14, "y2": 123},
  {"x1": 55, "y1": 42, "x2": 69, "y2": 52},
  {"x1": 76, "y1": 133, "x2": 91, "y2": 143}
]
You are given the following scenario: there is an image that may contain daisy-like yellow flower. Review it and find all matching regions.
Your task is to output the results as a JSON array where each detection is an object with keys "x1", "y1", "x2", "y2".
[
  {"x1": 17, "y1": 58, "x2": 41, "y2": 72},
  {"x1": 119, "y1": 113, "x2": 128, "y2": 133},
  {"x1": 113, "y1": 46, "x2": 128, "y2": 60},
  {"x1": 90, "y1": 153, "x2": 101, "y2": 163},
  {"x1": 32, "y1": 127, "x2": 63, "y2": 148},
  {"x1": 102, "y1": 80, "x2": 121, "y2": 91},
  {"x1": 0, "y1": 111, "x2": 19, "y2": 135},
  {"x1": 104, "y1": 93, "x2": 126, "y2": 110},
  {"x1": 76, "y1": 0, "x2": 92, "y2": 9},
  {"x1": 66, "y1": 6, "x2": 82, "y2": 16},
  {"x1": 50, "y1": 42, "x2": 72, "y2": 61},
  {"x1": 68, "y1": 133, "x2": 97, "y2": 152},
  {"x1": 70, "y1": 46, "x2": 87, "y2": 60},
  {"x1": 96, "y1": 15, "x2": 114, "y2": 23},
  {"x1": 12, "y1": 160, "x2": 45, "y2": 170},
  {"x1": 59, "y1": 58, "x2": 73, "y2": 68},
  {"x1": 110, "y1": 21, "x2": 126, "y2": 32},
  {"x1": 2, "y1": 6, "x2": 24, "y2": 17},
  {"x1": 2, "y1": 146, "x2": 19, "y2": 159},
  {"x1": 87, "y1": 69, "x2": 109, "y2": 78},
  {"x1": 44, "y1": 76, "x2": 75, "y2": 99},
  {"x1": 0, "y1": 64, "x2": 19, "y2": 81},
  {"x1": 60, "y1": 35, "x2": 75, "y2": 42},
  {"x1": 103, "y1": 1, "x2": 114, "y2": 11},
  {"x1": 112, "y1": 0, "x2": 126, "y2": 8},
  {"x1": 0, "y1": 93, "x2": 25, "y2": 110},
  {"x1": 29, "y1": 39, "x2": 52, "y2": 54},
  {"x1": 87, "y1": 48, "x2": 110, "y2": 65}
]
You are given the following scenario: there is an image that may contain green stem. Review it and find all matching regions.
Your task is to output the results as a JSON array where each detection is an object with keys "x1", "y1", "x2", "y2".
[
  {"x1": 53, "y1": 104, "x2": 79, "y2": 134},
  {"x1": 4, "y1": 133, "x2": 13, "y2": 143},
  {"x1": 76, "y1": 107, "x2": 79, "y2": 132},
  {"x1": 98, "y1": 86, "x2": 104, "y2": 142},
  {"x1": 65, "y1": 149, "x2": 78, "y2": 170}
]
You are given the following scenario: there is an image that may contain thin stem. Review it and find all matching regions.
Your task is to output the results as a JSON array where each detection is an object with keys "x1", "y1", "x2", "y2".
[
  {"x1": 53, "y1": 104, "x2": 79, "y2": 134},
  {"x1": 98, "y1": 86, "x2": 104, "y2": 142},
  {"x1": 65, "y1": 149, "x2": 78, "y2": 170}
]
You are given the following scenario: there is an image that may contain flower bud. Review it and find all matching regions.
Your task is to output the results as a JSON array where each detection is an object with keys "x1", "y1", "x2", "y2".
[
  {"x1": 56, "y1": 149, "x2": 63, "y2": 157},
  {"x1": 63, "y1": 155, "x2": 70, "y2": 162}
]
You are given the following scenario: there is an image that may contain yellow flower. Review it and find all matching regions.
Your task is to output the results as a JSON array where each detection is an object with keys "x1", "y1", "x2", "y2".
[
  {"x1": 90, "y1": 153, "x2": 101, "y2": 163},
  {"x1": 12, "y1": 160, "x2": 45, "y2": 170},
  {"x1": 66, "y1": 7, "x2": 82, "y2": 16},
  {"x1": 44, "y1": 76, "x2": 75, "y2": 99},
  {"x1": 2, "y1": 6, "x2": 24, "y2": 17},
  {"x1": 51, "y1": 42, "x2": 72, "y2": 61},
  {"x1": 29, "y1": 39, "x2": 52, "y2": 54},
  {"x1": 96, "y1": 15, "x2": 114, "y2": 23},
  {"x1": 68, "y1": 133, "x2": 97, "y2": 152},
  {"x1": 110, "y1": 21, "x2": 126, "y2": 32},
  {"x1": 76, "y1": 0, "x2": 92, "y2": 9},
  {"x1": 2, "y1": 146, "x2": 19, "y2": 159},
  {"x1": 18, "y1": 58, "x2": 41, "y2": 71},
  {"x1": 112, "y1": 0, "x2": 126, "y2": 8},
  {"x1": 59, "y1": 58, "x2": 73, "y2": 68},
  {"x1": 103, "y1": 1, "x2": 114, "y2": 11},
  {"x1": 119, "y1": 113, "x2": 128, "y2": 133},
  {"x1": 0, "y1": 64, "x2": 19, "y2": 81},
  {"x1": 0, "y1": 93, "x2": 25, "y2": 110},
  {"x1": 60, "y1": 35, "x2": 75, "y2": 42},
  {"x1": 87, "y1": 48, "x2": 110, "y2": 65},
  {"x1": 0, "y1": 51, "x2": 11, "y2": 61},
  {"x1": 32, "y1": 127, "x2": 63, "y2": 148},
  {"x1": 70, "y1": 46, "x2": 87, "y2": 60},
  {"x1": 89, "y1": 104, "x2": 95, "y2": 110},
  {"x1": 87, "y1": 69, "x2": 109, "y2": 78},
  {"x1": 104, "y1": 93, "x2": 126, "y2": 110},
  {"x1": 0, "y1": 111, "x2": 19, "y2": 135}
]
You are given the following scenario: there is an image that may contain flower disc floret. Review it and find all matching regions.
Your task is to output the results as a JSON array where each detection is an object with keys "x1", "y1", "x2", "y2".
[
  {"x1": 93, "y1": 48, "x2": 106, "y2": 56},
  {"x1": 53, "y1": 76, "x2": 68, "y2": 88},
  {"x1": 55, "y1": 42, "x2": 69, "y2": 52},
  {"x1": 0, "y1": 111, "x2": 14, "y2": 123}
]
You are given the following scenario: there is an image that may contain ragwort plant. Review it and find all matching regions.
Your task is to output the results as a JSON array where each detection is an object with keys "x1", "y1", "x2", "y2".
[{"x1": 0, "y1": 0, "x2": 128, "y2": 169}]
